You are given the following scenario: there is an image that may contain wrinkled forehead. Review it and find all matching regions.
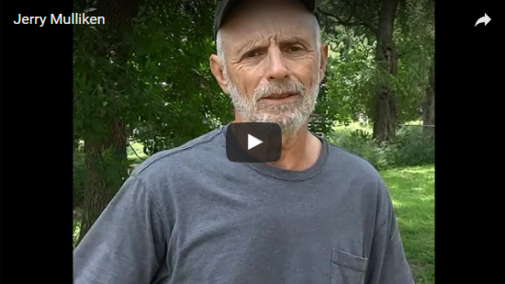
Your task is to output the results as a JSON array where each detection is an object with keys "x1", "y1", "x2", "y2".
[{"x1": 220, "y1": 0, "x2": 317, "y2": 48}]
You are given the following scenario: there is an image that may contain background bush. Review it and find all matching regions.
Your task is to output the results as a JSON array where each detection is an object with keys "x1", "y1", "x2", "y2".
[{"x1": 326, "y1": 124, "x2": 434, "y2": 170}]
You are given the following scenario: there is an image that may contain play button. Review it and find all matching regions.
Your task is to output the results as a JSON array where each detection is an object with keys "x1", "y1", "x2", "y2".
[
  {"x1": 226, "y1": 122, "x2": 282, "y2": 163},
  {"x1": 247, "y1": 134, "x2": 263, "y2": 150}
]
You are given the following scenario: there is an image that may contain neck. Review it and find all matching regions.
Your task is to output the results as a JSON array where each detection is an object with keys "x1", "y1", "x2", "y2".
[
  {"x1": 231, "y1": 114, "x2": 322, "y2": 170},
  {"x1": 268, "y1": 125, "x2": 321, "y2": 171}
]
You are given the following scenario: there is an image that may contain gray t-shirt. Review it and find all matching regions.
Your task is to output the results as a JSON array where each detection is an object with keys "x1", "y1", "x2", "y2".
[{"x1": 73, "y1": 125, "x2": 414, "y2": 284}]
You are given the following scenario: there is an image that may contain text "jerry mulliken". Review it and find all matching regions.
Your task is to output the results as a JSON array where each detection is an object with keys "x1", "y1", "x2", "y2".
[{"x1": 13, "y1": 13, "x2": 105, "y2": 27}]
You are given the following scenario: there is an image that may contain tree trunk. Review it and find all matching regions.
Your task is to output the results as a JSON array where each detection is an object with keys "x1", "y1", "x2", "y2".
[
  {"x1": 77, "y1": 0, "x2": 141, "y2": 244},
  {"x1": 422, "y1": 62, "x2": 435, "y2": 137},
  {"x1": 372, "y1": 0, "x2": 399, "y2": 143},
  {"x1": 79, "y1": 119, "x2": 128, "y2": 243}
]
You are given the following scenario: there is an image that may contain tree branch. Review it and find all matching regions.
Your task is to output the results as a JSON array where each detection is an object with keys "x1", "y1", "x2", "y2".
[{"x1": 317, "y1": 8, "x2": 377, "y2": 36}]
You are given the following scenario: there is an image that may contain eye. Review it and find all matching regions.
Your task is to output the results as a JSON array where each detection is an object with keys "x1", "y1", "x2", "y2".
[
  {"x1": 287, "y1": 45, "x2": 304, "y2": 52},
  {"x1": 244, "y1": 50, "x2": 261, "y2": 58}
]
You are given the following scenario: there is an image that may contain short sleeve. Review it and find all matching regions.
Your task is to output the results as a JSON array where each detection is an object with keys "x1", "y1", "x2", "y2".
[{"x1": 73, "y1": 174, "x2": 169, "y2": 284}]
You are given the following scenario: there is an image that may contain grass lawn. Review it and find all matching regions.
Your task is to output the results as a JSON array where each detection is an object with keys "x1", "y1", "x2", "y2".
[{"x1": 380, "y1": 164, "x2": 434, "y2": 284}]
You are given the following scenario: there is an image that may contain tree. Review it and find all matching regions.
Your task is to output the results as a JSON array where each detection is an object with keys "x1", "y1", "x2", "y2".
[
  {"x1": 74, "y1": 0, "x2": 143, "y2": 243},
  {"x1": 73, "y1": 0, "x2": 232, "y2": 243},
  {"x1": 372, "y1": 0, "x2": 401, "y2": 142},
  {"x1": 317, "y1": 0, "x2": 402, "y2": 142},
  {"x1": 422, "y1": 60, "x2": 434, "y2": 136},
  {"x1": 317, "y1": 0, "x2": 434, "y2": 142}
]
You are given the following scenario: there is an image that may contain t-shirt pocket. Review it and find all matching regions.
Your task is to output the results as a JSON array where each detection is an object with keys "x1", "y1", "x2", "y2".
[{"x1": 330, "y1": 248, "x2": 368, "y2": 284}]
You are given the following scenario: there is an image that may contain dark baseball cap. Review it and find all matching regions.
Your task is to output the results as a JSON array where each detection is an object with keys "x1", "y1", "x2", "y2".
[{"x1": 213, "y1": 0, "x2": 317, "y2": 40}]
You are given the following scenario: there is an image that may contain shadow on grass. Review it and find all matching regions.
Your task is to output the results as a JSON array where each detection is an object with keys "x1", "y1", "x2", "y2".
[{"x1": 380, "y1": 165, "x2": 434, "y2": 284}]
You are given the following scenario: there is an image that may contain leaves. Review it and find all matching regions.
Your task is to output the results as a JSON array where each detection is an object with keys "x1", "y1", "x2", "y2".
[
  {"x1": 318, "y1": 0, "x2": 434, "y2": 124},
  {"x1": 73, "y1": 0, "x2": 433, "y2": 147},
  {"x1": 74, "y1": 0, "x2": 231, "y2": 152}
]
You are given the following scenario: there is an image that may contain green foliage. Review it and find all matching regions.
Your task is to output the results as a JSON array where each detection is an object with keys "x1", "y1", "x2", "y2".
[
  {"x1": 327, "y1": 124, "x2": 434, "y2": 170},
  {"x1": 393, "y1": 0, "x2": 435, "y2": 122},
  {"x1": 322, "y1": 30, "x2": 378, "y2": 124},
  {"x1": 73, "y1": 219, "x2": 81, "y2": 249},
  {"x1": 73, "y1": 152, "x2": 85, "y2": 209},
  {"x1": 321, "y1": 19, "x2": 434, "y2": 124},
  {"x1": 317, "y1": 0, "x2": 434, "y2": 125},
  {"x1": 73, "y1": 0, "x2": 233, "y2": 156},
  {"x1": 388, "y1": 126, "x2": 434, "y2": 167},
  {"x1": 73, "y1": 0, "x2": 236, "y2": 214},
  {"x1": 128, "y1": 1, "x2": 235, "y2": 152},
  {"x1": 100, "y1": 148, "x2": 131, "y2": 185}
]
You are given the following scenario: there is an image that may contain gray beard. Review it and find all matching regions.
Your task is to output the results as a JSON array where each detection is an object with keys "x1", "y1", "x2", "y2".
[{"x1": 226, "y1": 76, "x2": 320, "y2": 136}]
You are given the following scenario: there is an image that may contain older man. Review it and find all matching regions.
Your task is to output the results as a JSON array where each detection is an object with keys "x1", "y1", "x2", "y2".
[{"x1": 73, "y1": 0, "x2": 415, "y2": 283}]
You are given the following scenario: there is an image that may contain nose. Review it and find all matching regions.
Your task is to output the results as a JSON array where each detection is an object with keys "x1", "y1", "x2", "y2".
[{"x1": 265, "y1": 47, "x2": 289, "y2": 82}]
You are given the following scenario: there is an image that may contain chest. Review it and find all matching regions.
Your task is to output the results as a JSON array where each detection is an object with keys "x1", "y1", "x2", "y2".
[{"x1": 163, "y1": 175, "x2": 376, "y2": 283}]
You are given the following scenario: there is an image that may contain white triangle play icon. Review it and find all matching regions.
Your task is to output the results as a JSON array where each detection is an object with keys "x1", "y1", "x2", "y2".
[{"x1": 248, "y1": 134, "x2": 263, "y2": 150}]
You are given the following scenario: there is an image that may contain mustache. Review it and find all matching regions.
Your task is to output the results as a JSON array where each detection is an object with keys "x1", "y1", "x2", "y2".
[{"x1": 253, "y1": 81, "x2": 306, "y2": 101}]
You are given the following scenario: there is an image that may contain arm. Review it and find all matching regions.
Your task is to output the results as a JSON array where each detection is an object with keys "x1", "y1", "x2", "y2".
[
  {"x1": 73, "y1": 174, "x2": 169, "y2": 284},
  {"x1": 365, "y1": 182, "x2": 415, "y2": 284}
]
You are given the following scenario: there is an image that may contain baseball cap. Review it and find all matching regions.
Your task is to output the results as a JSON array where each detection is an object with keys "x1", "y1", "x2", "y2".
[{"x1": 213, "y1": 0, "x2": 317, "y2": 41}]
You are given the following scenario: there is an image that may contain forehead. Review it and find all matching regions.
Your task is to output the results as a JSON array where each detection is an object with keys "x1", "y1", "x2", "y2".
[{"x1": 220, "y1": 1, "x2": 316, "y2": 48}]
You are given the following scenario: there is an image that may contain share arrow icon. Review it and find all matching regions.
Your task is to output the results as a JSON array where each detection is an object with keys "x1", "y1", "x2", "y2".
[{"x1": 475, "y1": 13, "x2": 491, "y2": 26}]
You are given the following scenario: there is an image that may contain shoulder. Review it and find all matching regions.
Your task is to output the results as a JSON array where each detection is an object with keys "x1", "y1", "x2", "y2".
[
  {"x1": 324, "y1": 139, "x2": 392, "y2": 208},
  {"x1": 325, "y1": 139, "x2": 395, "y2": 229},
  {"x1": 130, "y1": 127, "x2": 225, "y2": 183},
  {"x1": 325, "y1": 140, "x2": 384, "y2": 187}
]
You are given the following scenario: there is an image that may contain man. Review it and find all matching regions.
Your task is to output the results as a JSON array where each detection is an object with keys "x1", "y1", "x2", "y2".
[{"x1": 73, "y1": 0, "x2": 415, "y2": 283}]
